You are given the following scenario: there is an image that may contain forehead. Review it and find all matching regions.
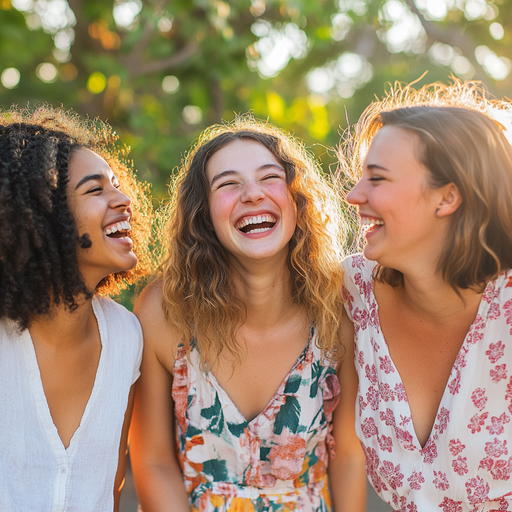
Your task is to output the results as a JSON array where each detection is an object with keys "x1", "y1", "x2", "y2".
[
  {"x1": 365, "y1": 126, "x2": 419, "y2": 163},
  {"x1": 68, "y1": 148, "x2": 114, "y2": 185},
  {"x1": 206, "y1": 139, "x2": 281, "y2": 179}
]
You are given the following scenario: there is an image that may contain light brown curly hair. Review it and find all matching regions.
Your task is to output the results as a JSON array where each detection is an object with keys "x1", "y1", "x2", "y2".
[
  {"x1": 339, "y1": 79, "x2": 512, "y2": 290},
  {"x1": 159, "y1": 115, "x2": 349, "y2": 366}
]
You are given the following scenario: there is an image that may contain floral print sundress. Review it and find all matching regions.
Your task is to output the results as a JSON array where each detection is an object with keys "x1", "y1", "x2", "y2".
[
  {"x1": 343, "y1": 254, "x2": 512, "y2": 511},
  {"x1": 172, "y1": 329, "x2": 340, "y2": 512}
]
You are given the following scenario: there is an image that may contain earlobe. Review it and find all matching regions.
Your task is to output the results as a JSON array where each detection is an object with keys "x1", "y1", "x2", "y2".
[{"x1": 435, "y1": 183, "x2": 463, "y2": 217}]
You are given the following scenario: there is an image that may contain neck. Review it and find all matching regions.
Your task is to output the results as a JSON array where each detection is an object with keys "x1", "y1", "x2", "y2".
[
  {"x1": 230, "y1": 254, "x2": 297, "y2": 329},
  {"x1": 28, "y1": 295, "x2": 97, "y2": 349},
  {"x1": 399, "y1": 268, "x2": 482, "y2": 324}
]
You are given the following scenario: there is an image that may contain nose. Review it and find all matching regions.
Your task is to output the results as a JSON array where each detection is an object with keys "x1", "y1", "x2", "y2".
[
  {"x1": 346, "y1": 178, "x2": 366, "y2": 206},
  {"x1": 241, "y1": 179, "x2": 265, "y2": 204},
  {"x1": 111, "y1": 187, "x2": 132, "y2": 211}
]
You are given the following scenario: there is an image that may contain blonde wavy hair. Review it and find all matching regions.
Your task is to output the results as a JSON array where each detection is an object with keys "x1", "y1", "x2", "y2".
[
  {"x1": 159, "y1": 116, "x2": 348, "y2": 365},
  {"x1": 339, "y1": 79, "x2": 512, "y2": 290}
]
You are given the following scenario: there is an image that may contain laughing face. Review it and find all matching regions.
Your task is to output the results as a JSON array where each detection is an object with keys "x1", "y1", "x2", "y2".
[
  {"x1": 67, "y1": 148, "x2": 137, "y2": 288},
  {"x1": 206, "y1": 139, "x2": 297, "y2": 265},
  {"x1": 347, "y1": 126, "x2": 448, "y2": 272}
]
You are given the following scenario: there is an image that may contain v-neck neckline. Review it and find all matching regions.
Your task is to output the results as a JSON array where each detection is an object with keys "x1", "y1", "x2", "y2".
[
  {"x1": 20, "y1": 298, "x2": 106, "y2": 455},
  {"x1": 369, "y1": 273, "x2": 495, "y2": 451},
  {"x1": 205, "y1": 328, "x2": 314, "y2": 426}
]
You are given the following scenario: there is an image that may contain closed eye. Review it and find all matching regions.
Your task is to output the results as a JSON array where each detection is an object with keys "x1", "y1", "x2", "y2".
[
  {"x1": 369, "y1": 176, "x2": 385, "y2": 182},
  {"x1": 86, "y1": 186, "x2": 102, "y2": 193},
  {"x1": 217, "y1": 181, "x2": 238, "y2": 189},
  {"x1": 262, "y1": 174, "x2": 281, "y2": 181}
]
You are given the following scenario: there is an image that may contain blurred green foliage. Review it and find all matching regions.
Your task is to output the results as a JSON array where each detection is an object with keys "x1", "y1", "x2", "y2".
[{"x1": 1, "y1": 0, "x2": 511, "y2": 308}]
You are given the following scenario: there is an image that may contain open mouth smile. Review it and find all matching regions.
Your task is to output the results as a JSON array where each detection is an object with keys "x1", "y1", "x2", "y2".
[
  {"x1": 361, "y1": 216, "x2": 384, "y2": 233},
  {"x1": 104, "y1": 220, "x2": 132, "y2": 240},
  {"x1": 236, "y1": 214, "x2": 277, "y2": 234}
]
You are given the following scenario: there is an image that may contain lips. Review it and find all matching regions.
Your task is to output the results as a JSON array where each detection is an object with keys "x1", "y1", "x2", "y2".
[{"x1": 236, "y1": 213, "x2": 277, "y2": 234}]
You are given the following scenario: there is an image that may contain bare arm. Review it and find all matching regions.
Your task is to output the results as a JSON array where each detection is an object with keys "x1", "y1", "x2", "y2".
[
  {"x1": 129, "y1": 283, "x2": 190, "y2": 512},
  {"x1": 328, "y1": 309, "x2": 367, "y2": 512},
  {"x1": 114, "y1": 385, "x2": 136, "y2": 512}
]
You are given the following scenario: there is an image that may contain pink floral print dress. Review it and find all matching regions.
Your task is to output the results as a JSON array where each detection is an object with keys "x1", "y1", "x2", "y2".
[
  {"x1": 172, "y1": 329, "x2": 340, "y2": 512},
  {"x1": 343, "y1": 254, "x2": 512, "y2": 512}
]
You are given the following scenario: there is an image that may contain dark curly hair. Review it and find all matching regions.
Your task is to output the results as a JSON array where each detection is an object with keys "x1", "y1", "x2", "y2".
[{"x1": 0, "y1": 106, "x2": 154, "y2": 330}]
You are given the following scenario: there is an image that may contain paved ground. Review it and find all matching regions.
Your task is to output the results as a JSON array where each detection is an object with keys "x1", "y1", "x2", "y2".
[{"x1": 120, "y1": 455, "x2": 392, "y2": 512}]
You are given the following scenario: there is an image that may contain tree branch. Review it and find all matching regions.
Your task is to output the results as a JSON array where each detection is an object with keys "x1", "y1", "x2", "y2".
[
  {"x1": 404, "y1": 0, "x2": 495, "y2": 93},
  {"x1": 130, "y1": 18, "x2": 154, "y2": 64},
  {"x1": 125, "y1": 41, "x2": 199, "y2": 77}
]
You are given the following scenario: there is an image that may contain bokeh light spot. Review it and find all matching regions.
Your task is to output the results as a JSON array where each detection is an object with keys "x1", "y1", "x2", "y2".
[
  {"x1": 87, "y1": 71, "x2": 107, "y2": 93},
  {"x1": 162, "y1": 75, "x2": 179, "y2": 94},
  {"x1": 182, "y1": 105, "x2": 202, "y2": 125},
  {"x1": 113, "y1": 0, "x2": 141, "y2": 29},
  {"x1": 36, "y1": 62, "x2": 58, "y2": 83},
  {"x1": 489, "y1": 22, "x2": 504, "y2": 40},
  {"x1": 1, "y1": 67, "x2": 20, "y2": 88}
]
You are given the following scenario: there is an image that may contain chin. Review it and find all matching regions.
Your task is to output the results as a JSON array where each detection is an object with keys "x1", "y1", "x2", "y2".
[
  {"x1": 110, "y1": 255, "x2": 138, "y2": 275},
  {"x1": 362, "y1": 245, "x2": 379, "y2": 262}
]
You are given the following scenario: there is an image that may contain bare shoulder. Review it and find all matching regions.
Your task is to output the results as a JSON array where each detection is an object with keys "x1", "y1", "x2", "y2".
[
  {"x1": 339, "y1": 307, "x2": 355, "y2": 355},
  {"x1": 134, "y1": 279, "x2": 165, "y2": 321},
  {"x1": 337, "y1": 306, "x2": 355, "y2": 374},
  {"x1": 134, "y1": 279, "x2": 181, "y2": 373}
]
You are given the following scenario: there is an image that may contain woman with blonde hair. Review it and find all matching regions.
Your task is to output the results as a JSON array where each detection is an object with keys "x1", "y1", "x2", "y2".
[
  {"x1": 0, "y1": 106, "x2": 153, "y2": 511},
  {"x1": 341, "y1": 81, "x2": 512, "y2": 511},
  {"x1": 130, "y1": 117, "x2": 366, "y2": 511}
]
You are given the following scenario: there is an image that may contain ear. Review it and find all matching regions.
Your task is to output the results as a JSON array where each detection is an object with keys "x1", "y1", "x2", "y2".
[{"x1": 435, "y1": 183, "x2": 462, "y2": 217}]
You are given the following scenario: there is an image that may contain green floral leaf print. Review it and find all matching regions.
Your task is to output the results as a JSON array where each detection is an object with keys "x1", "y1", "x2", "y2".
[
  {"x1": 284, "y1": 373, "x2": 301, "y2": 394},
  {"x1": 296, "y1": 447, "x2": 319, "y2": 486},
  {"x1": 260, "y1": 446, "x2": 271, "y2": 461},
  {"x1": 309, "y1": 361, "x2": 322, "y2": 399},
  {"x1": 227, "y1": 421, "x2": 247, "y2": 437},
  {"x1": 186, "y1": 424, "x2": 202, "y2": 438},
  {"x1": 202, "y1": 459, "x2": 228, "y2": 481},
  {"x1": 274, "y1": 396, "x2": 301, "y2": 434},
  {"x1": 201, "y1": 393, "x2": 224, "y2": 435}
]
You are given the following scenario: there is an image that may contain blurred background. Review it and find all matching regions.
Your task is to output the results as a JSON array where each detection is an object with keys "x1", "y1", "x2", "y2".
[
  {"x1": 1, "y1": 0, "x2": 510, "y2": 200},
  {"x1": 0, "y1": 0, "x2": 509, "y2": 510}
]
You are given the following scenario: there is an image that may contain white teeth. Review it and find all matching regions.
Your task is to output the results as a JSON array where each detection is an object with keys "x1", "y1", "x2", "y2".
[
  {"x1": 250, "y1": 227, "x2": 272, "y2": 233},
  {"x1": 361, "y1": 217, "x2": 384, "y2": 229},
  {"x1": 104, "y1": 220, "x2": 131, "y2": 235},
  {"x1": 236, "y1": 214, "x2": 277, "y2": 230}
]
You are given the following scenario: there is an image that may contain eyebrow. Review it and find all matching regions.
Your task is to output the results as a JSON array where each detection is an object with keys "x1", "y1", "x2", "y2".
[
  {"x1": 210, "y1": 163, "x2": 285, "y2": 186},
  {"x1": 365, "y1": 164, "x2": 390, "y2": 172},
  {"x1": 75, "y1": 172, "x2": 117, "y2": 190}
]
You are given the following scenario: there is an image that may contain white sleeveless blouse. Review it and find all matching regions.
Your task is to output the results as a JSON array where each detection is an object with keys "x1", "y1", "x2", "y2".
[{"x1": 0, "y1": 296, "x2": 142, "y2": 512}]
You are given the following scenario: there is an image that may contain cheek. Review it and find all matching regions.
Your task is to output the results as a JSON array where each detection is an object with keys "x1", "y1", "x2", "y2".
[
  {"x1": 279, "y1": 189, "x2": 297, "y2": 233},
  {"x1": 68, "y1": 204, "x2": 86, "y2": 234},
  {"x1": 71, "y1": 198, "x2": 104, "y2": 236},
  {"x1": 209, "y1": 192, "x2": 236, "y2": 233}
]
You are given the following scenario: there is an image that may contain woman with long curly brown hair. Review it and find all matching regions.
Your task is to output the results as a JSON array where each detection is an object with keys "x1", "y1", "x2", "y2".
[
  {"x1": 130, "y1": 116, "x2": 366, "y2": 511},
  {"x1": 341, "y1": 81, "x2": 512, "y2": 510},
  {"x1": 0, "y1": 106, "x2": 153, "y2": 511}
]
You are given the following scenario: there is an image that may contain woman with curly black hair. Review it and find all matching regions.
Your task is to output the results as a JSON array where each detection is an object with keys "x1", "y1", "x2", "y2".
[{"x1": 0, "y1": 106, "x2": 153, "y2": 511}]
